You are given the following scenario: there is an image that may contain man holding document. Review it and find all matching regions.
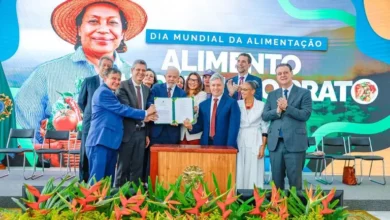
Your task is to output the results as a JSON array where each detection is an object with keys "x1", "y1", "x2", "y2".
[
  {"x1": 183, "y1": 73, "x2": 240, "y2": 149},
  {"x1": 147, "y1": 66, "x2": 187, "y2": 145}
]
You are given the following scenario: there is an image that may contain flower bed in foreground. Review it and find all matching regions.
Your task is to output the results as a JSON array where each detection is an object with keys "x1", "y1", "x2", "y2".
[{"x1": 0, "y1": 174, "x2": 349, "y2": 219}]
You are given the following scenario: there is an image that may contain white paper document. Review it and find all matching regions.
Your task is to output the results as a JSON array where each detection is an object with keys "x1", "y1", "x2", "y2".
[
  {"x1": 174, "y1": 97, "x2": 194, "y2": 124},
  {"x1": 153, "y1": 97, "x2": 194, "y2": 124},
  {"x1": 154, "y1": 98, "x2": 173, "y2": 124}
]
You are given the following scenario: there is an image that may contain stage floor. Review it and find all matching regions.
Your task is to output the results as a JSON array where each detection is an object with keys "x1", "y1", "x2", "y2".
[{"x1": 0, "y1": 167, "x2": 389, "y2": 212}]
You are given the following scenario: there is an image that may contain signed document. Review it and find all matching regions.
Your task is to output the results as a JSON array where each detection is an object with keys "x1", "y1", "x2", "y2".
[
  {"x1": 154, "y1": 97, "x2": 194, "y2": 124},
  {"x1": 174, "y1": 97, "x2": 194, "y2": 124},
  {"x1": 154, "y1": 98, "x2": 173, "y2": 124}
]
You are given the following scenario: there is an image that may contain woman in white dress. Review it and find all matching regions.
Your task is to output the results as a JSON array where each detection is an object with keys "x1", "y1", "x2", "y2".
[
  {"x1": 237, "y1": 81, "x2": 269, "y2": 189},
  {"x1": 180, "y1": 72, "x2": 207, "y2": 145}
]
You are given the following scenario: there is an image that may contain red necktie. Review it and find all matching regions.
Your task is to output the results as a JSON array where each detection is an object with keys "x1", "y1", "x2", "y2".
[
  {"x1": 237, "y1": 76, "x2": 245, "y2": 100},
  {"x1": 135, "y1": 85, "x2": 142, "y2": 109},
  {"x1": 210, "y1": 98, "x2": 218, "y2": 138},
  {"x1": 168, "y1": 87, "x2": 172, "y2": 98}
]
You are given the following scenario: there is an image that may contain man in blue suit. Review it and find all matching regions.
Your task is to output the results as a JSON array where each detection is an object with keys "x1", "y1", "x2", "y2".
[
  {"x1": 144, "y1": 66, "x2": 186, "y2": 181},
  {"x1": 147, "y1": 66, "x2": 187, "y2": 145},
  {"x1": 77, "y1": 56, "x2": 113, "y2": 183},
  {"x1": 183, "y1": 73, "x2": 240, "y2": 148},
  {"x1": 225, "y1": 53, "x2": 263, "y2": 101},
  {"x1": 86, "y1": 68, "x2": 157, "y2": 184}
]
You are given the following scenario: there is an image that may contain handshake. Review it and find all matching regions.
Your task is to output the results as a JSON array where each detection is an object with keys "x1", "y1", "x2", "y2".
[{"x1": 144, "y1": 104, "x2": 158, "y2": 122}]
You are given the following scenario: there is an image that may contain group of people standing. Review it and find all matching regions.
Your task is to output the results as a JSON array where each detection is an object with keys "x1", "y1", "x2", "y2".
[
  {"x1": 13, "y1": 0, "x2": 312, "y2": 191},
  {"x1": 78, "y1": 52, "x2": 312, "y2": 191}
]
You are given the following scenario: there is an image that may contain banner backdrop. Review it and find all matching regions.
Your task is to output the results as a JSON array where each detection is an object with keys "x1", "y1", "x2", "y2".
[{"x1": 1, "y1": 0, "x2": 389, "y2": 174}]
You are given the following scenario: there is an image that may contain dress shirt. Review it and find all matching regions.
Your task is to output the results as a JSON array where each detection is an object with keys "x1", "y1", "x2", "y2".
[{"x1": 209, "y1": 94, "x2": 223, "y2": 125}]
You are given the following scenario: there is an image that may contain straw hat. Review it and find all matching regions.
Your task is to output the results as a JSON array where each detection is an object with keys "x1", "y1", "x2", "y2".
[{"x1": 51, "y1": 0, "x2": 147, "y2": 45}]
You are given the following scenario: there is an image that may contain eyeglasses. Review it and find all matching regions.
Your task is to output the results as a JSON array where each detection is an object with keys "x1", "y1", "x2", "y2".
[
  {"x1": 188, "y1": 78, "x2": 198, "y2": 82},
  {"x1": 240, "y1": 88, "x2": 252, "y2": 91}
]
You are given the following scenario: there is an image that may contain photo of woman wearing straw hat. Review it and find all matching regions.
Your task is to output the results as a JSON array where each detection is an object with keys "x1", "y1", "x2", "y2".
[{"x1": 15, "y1": 0, "x2": 148, "y2": 144}]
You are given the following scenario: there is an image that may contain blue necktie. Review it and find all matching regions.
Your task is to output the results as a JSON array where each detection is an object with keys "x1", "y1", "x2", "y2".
[
  {"x1": 284, "y1": 89, "x2": 288, "y2": 99},
  {"x1": 279, "y1": 89, "x2": 288, "y2": 137}
]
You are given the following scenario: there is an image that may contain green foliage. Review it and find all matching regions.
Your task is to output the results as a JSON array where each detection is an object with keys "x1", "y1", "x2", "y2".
[{"x1": 0, "y1": 175, "x2": 352, "y2": 220}]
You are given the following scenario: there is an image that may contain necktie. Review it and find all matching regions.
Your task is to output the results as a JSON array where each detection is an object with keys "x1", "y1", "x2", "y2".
[
  {"x1": 210, "y1": 98, "x2": 218, "y2": 138},
  {"x1": 135, "y1": 85, "x2": 142, "y2": 109},
  {"x1": 168, "y1": 87, "x2": 172, "y2": 98},
  {"x1": 284, "y1": 89, "x2": 288, "y2": 99},
  {"x1": 237, "y1": 76, "x2": 245, "y2": 100}
]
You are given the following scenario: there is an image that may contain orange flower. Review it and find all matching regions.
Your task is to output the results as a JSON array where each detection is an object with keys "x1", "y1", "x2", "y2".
[
  {"x1": 81, "y1": 204, "x2": 96, "y2": 212},
  {"x1": 23, "y1": 184, "x2": 53, "y2": 211},
  {"x1": 321, "y1": 188, "x2": 336, "y2": 215},
  {"x1": 79, "y1": 181, "x2": 102, "y2": 198},
  {"x1": 185, "y1": 184, "x2": 208, "y2": 216},
  {"x1": 224, "y1": 189, "x2": 238, "y2": 205},
  {"x1": 249, "y1": 187, "x2": 266, "y2": 217},
  {"x1": 270, "y1": 183, "x2": 281, "y2": 206},
  {"x1": 114, "y1": 204, "x2": 132, "y2": 220},
  {"x1": 140, "y1": 205, "x2": 148, "y2": 220},
  {"x1": 279, "y1": 199, "x2": 289, "y2": 220},
  {"x1": 215, "y1": 189, "x2": 238, "y2": 220}
]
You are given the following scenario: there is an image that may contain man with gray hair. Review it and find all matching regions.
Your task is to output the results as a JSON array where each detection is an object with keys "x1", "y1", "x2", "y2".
[
  {"x1": 183, "y1": 73, "x2": 240, "y2": 148},
  {"x1": 145, "y1": 66, "x2": 186, "y2": 179},
  {"x1": 78, "y1": 56, "x2": 113, "y2": 183},
  {"x1": 147, "y1": 66, "x2": 186, "y2": 144},
  {"x1": 115, "y1": 59, "x2": 151, "y2": 187}
]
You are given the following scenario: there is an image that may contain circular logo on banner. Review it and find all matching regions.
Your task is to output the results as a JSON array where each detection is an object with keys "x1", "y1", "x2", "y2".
[
  {"x1": 351, "y1": 79, "x2": 378, "y2": 104},
  {"x1": 0, "y1": 94, "x2": 13, "y2": 121}
]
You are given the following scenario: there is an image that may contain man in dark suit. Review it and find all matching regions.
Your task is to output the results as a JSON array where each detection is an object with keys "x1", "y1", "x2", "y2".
[
  {"x1": 262, "y1": 63, "x2": 312, "y2": 190},
  {"x1": 225, "y1": 53, "x2": 263, "y2": 100},
  {"x1": 183, "y1": 73, "x2": 240, "y2": 149},
  {"x1": 86, "y1": 68, "x2": 157, "y2": 184},
  {"x1": 77, "y1": 56, "x2": 113, "y2": 183},
  {"x1": 144, "y1": 67, "x2": 186, "y2": 181},
  {"x1": 147, "y1": 66, "x2": 187, "y2": 145},
  {"x1": 115, "y1": 60, "x2": 150, "y2": 187}
]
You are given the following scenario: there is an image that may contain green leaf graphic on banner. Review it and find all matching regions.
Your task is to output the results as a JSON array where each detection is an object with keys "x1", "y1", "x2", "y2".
[{"x1": 278, "y1": 0, "x2": 356, "y2": 27}]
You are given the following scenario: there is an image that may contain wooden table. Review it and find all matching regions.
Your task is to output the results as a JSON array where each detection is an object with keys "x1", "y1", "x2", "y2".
[{"x1": 150, "y1": 144, "x2": 237, "y2": 193}]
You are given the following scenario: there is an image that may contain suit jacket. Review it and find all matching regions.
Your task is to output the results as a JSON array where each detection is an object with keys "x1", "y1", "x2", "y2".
[
  {"x1": 77, "y1": 75, "x2": 100, "y2": 134},
  {"x1": 262, "y1": 85, "x2": 312, "y2": 152},
  {"x1": 116, "y1": 79, "x2": 150, "y2": 142},
  {"x1": 147, "y1": 83, "x2": 187, "y2": 142},
  {"x1": 85, "y1": 83, "x2": 146, "y2": 150},
  {"x1": 225, "y1": 74, "x2": 263, "y2": 100},
  {"x1": 190, "y1": 94, "x2": 241, "y2": 149}
]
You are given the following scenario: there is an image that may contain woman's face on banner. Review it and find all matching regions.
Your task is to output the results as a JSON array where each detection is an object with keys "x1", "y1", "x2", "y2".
[{"x1": 78, "y1": 3, "x2": 124, "y2": 55}]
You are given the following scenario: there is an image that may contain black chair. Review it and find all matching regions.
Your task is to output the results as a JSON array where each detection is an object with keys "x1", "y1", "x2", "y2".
[
  {"x1": 65, "y1": 131, "x2": 82, "y2": 179},
  {"x1": 0, "y1": 129, "x2": 35, "y2": 179},
  {"x1": 321, "y1": 137, "x2": 356, "y2": 184},
  {"x1": 348, "y1": 137, "x2": 386, "y2": 185},
  {"x1": 305, "y1": 137, "x2": 329, "y2": 185},
  {"x1": 31, "y1": 130, "x2": 70, "y2": 180}
]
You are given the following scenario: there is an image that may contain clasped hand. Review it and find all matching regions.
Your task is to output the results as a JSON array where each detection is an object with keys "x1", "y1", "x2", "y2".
[
  {"x1": 144, "y1": 104, "x2": 158, "y2": 122},
  {"x1": 277, "y1": 97, "x2": 288, "y2": 113}
]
